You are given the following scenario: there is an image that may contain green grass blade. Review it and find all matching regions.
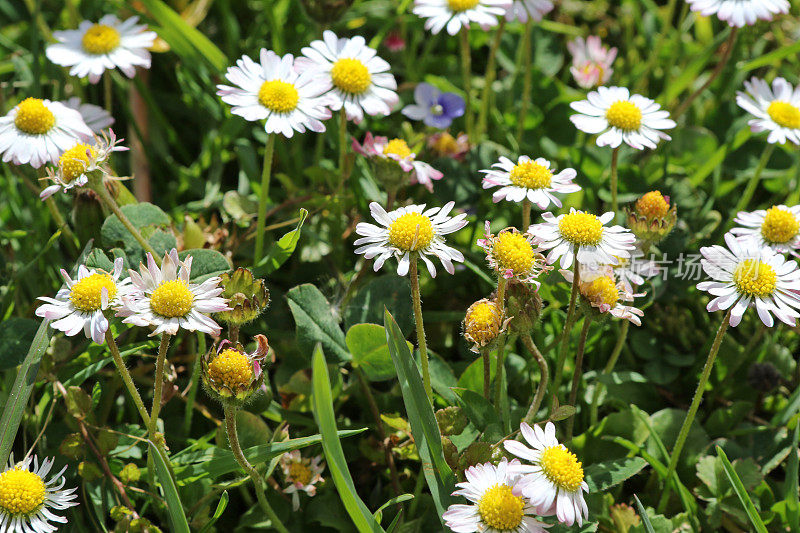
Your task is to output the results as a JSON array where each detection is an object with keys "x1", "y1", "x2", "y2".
[
  {"x1": 198, "y1": 491, "x2": 229, "y2": 533},
  {"x1": 633, "y1": 495, "x2": 656, "y2": 533},
  {"x1": 373, "y1": 494, "x2": 414, "y2": 523},
  {"x1": 738, "y1": 40, "x2": 800, "y2": 72},
  {"x1": 785, "y1": 425, "x2": 800, "y2": 531},
  {"x1": 253, "y1": 208, "x2": 308, "y2": 276},
  {"x1": 149, "y1": 442, "x2": 191, "y2": 533},
  {"x1": 716, "y1": 446, "x2": 768, "y2": 533},
  {"x1": 311, "y1": 344, "x2": 384, "y2": 533}
]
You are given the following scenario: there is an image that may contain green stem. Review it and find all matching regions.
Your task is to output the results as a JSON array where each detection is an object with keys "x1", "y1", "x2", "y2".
[
  {"x1": 224, "y1": 405, "x2": 290, "y2": 533},
  {"x1": 147, "y1": 333, "x2": 171, "y2": 440},
  {"x1": 476, "y1": 19, "x2": 505, "y2": 139},
  {"x1": 610, "y1": 146, "x2": 620, "y2": 216},
  {"x1": 566, "y1": 317, "x2": 592, "y2": 440},
  {"x1": 522, "y1": 199, "x2": 531, "y2": 230},
  {"x1": 732, "y1": 143, "x2": 775, "y2": 217},
  {"x1": 104, "y1": 73, "x2": 113, "y2": 114},
  {"x1": 516, "y1": 19, "x2": 533, "y2": 145},
  {"x1": 410, "y1": 257, "x2": 432, "y2": 402},
  {"x1": 253, "y1": 134, "x2": 276, "y2": 266},
  {"x1": 338, "y1": 108, "x2": 348, "y2": 186},
  {"x1": 551, "y1": 251, "x2": 581, "y2": 408},
  {"x1": 494, "y1": 334, "x2": 508, "y2": 408},
  {"x1": 634, "y1": 0, "x2": 679, "y2": 93},
  {"x1": 590, "y1": 320, "x2": 629, "y2": 425},
  {"x1": 459, "y1": 28, "x2": 474, "y2": 143},
  {"x1": 496, "y1": 276, "x2": 508, "y2": 311},
  {"x1": 105, "y1": 330, "x2": 150, "y2": 427},
  {"x1": 657, "y1": 308, "x2": 732, "y2": 513},
  {"x1": 43, "y1": 196, "x2": 78, "y2": 253},
  {"x1": 183, "y1": 331, "x2": 206, "y2": 434},
  {"x1": 482, "y1": 347, "x2": 491, "y2": 400},
  {"x1": 522, "y1": 334, "x2": 549, "y2": 424}
]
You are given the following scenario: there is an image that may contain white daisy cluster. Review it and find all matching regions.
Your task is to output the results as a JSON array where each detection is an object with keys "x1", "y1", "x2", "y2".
[{"x1": 279, "y1": 451, "x2": 326, "y2": 511}]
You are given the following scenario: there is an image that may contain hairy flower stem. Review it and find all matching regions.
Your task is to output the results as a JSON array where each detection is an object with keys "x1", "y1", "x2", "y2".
[
  {"x1": 733, "y1": 143, "x2": 775, "y2": 218},
  {"x1": 224, "y1": 405, "x2": 290, "y2": 533},
  {"x1": 496, "y1": 276, "x2": 508, "y2": 311},
  {"x1": 566, "y1": 318, "x2": 593, "y2": 440},
  {"x1": 522, "y1": 334, "x2": 549, "y2": 424},
  {"x1": 482, "y1": 347, "x2": 492, "y2": 400},
  {"x1": 253, "y1": 133, "x2": 276, "y2": 266},
  {"x1": 183, "y1": 331, "x2": 206, "y2": 434},
  {"x1": 551, "y1": 252, "x2": 581, "y2": 409},
  {"x1": 104, "y1": 73, "x2": 113, "y2": 114},
  {"x1": 589, "y1": 320, "x2": 629, "y2": 425},
  {"x1": 494, "y1": 334, "x2": 508, "y2": 408},
  {"x1": 148, "y1": 333, "x2": 171, "y2": 440},
  {"x1": 610, "y1": 146, "x2": 620, "y2": 216},
  {"x1": 105, "y1": 331, "x2": 150, "y2": 427},
  {"x1": 459, "y1": 28, "x2": 474, "y2": 143},
  {"x1": 410, "y1": 257, "x2": 432, "y2": 402},
  {"x1": 657, "y1": 308, "x2": 732, "y2": 513},
  {"x1": 516, "y1": 19, "x2": 533, "y2": 144},
  {"x1": 477, "y1": 19, "x2": 505, "y2": 139},
  {"x1": 522, "y1": 199, "x2": 531, "y2": 230}
]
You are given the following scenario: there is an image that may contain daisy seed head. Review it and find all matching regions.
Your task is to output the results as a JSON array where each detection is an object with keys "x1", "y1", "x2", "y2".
[
  {"x1": 760, "y1": 206, "x2": 799, "y2": 244},
  {"x1": 464, "y1": 299, "x2": 503, "y2": 347},
  {"x1": 540, "y1": 445, "x2": 584, "y2": 492},
  {"x1": 767, "y1": 101, "x2": 800, "y2": 130},
  {"x1": 81, "y1": 24, "x2": 121, "y2": 54},
  {"x1": 388, "y1": 212, "x2": 434, "y2": 251},
  {"x1": 150, "y1": 279, "x2": 195, "y2": 318},
  {"x1": 59, "y1": 143, "x2": 96, "y2": 183},
  {"x1": 208, "y1": 348, "x2": 254, "y2": 391},
  {"x1": 69, "y1": 272, "x2": 117, "y2": 312},
  {"x1": 447, "y1": 0, "x2": 480, "y2": 11},
  {"x1": 258, "y1": 80, "x2": 300, "y2": 113},
  {"x1": 13, "y1": 98, "x2": 55, "y2": 135},
  {"x1": 635, "y1": 191, "x2": 670, "y2": 220},
  {"x1": 558, "y1": 211, "x2": 603, "y2": 246},
  {"x1": 733, "y1": 259, "x2": 776, "y2": 298},
  {"x1": 382, "y1": 138, "x2": 412, "y2": 159},
  {"x1": 605, "y1": 100, "x2": 642, "y2": 131},
  {"x1": 492, "y1": 232, "x2": 536, "y2": 276},
  {"x1": 509, "y1": 160, "x2": 552, "y2": 190},
  {"x1": 583, "y1": 275, "x2": 619, "y2": 307},
  {"x1": 0, "y1": 467, "x2": 46, "y2": 515},
  {"x1": 477, "y1": 483, "x2": 525, "y2": 530},
  {"x1": 331, "y1": 58, "x2": 371, "y2": 95}
]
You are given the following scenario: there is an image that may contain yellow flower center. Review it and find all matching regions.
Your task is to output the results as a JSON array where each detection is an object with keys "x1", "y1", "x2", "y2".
[
  {"x1": 733, "y1": 259, "x2": 777, "y2": 298},
  {"x1": 13, "y1": 98, "x2": 55, "y2": 135},
  {"x1": 331, "y1": 58, "x2": 371, "y2": 95},
  {"x1": 258, "y1": 80, "x2": 300, "y2": 113},
  {"x1": 0, "y1": 468, "x2": 46, "y2": 515},
  {"x1": 208, "y1": 348, "x2": 253, "y2": 391},
  {"x1": 477, "y1": 483, "x2": 525, "y2": 531},
  {"x1": 767, "y1": 101, "x2": 800, "y2": 130},
  {"x1": 432, "y1": 133, "x2": 459, "y2": 155},
  {"x1": 149, "y1": 279, "x2": 194, "y2": 318},
  {"x1": 69, "y1": 272, "x2": 117, "y2": 312},
  {"x1": 558, "y1": 212, "x2": 604, "y2": 246},
  {"x1": 383, "y1": 138, "x2": 413, "y2": 159},
  {"x1": 635, "y1": 191, "x2": 670, "y2": 220},
  {"x1": 81, "y1": 24, "x2": 121, "y2": 55},
  {"x1": 287, "y1": 461, "x2": 313, "y2": 486},
  {"x1": 583, "y1": 276, "x2": 619, "y2": 307},
  {"x1": 605, "y1": 100, "x2": 642, "y2": 131},
  {"x1": 59, "y1": 144, "x2": 96, "y2": 183},
  {"x1": 761, "y1": 206, "x2": 799, "y2": 244},
  {"x1": 540, "y1": 445, "x2": 584, "y2": 492},
  {"x1": 509, "y1": 161, "x2": 553, "y2": 190},
  {"x1": 465, "y1": 301, "x2": 502, "y2": 345},
  {"x1": 492, "y1": 232, "x2": 535, "y2": 275},
  {"x1": 447, "y1": 0, "x2": 480, "y2": 11},
  {"x1": 388, "y1": 212, "x2": 434, "y2": 251}
]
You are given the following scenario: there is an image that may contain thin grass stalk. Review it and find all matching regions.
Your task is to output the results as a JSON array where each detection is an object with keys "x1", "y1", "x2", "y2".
[
  {"x1": 566, "y1": 317, "x2": 593, "y2": 439},
  {"x1": 522, "y1": 334, "x2": 549, "y2": 424},
  {"x1": 253, "y1": 134, "x2": 276, "y2": 266}
]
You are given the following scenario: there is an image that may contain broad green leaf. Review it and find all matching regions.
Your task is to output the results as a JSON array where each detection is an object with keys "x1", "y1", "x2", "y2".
[
  {"x1": 254, "y1": 208, "x2": 308, "y2": 276},
  {"x1": 452, "y1": 388, "x2": 503, "y2": 442},
  {"x1": 0, "y1": 318, "x2": 38, "y2": 370},
  {"x1": 717, "y1": 446, "x2": 768, "y2": 533},
  {"x1": 346, "y1": 324, "x2": 408, "y2": 382},
  {"x1": 584, "y1": 457, "x2": 647, "y2": 492},
  {"x1": 287, "y1": 284, "x2": 350, "y2": 362},
  {"x1": 178, "y1": 249, "x2": 230, "y2": 282},
  {"x1": 101, "y1": 202, "x2": 176, "y2": 263},
  {"x1": 149, "y1": 443, "x2": 190, "y2": 533},
  {"x1": 344, "y1": 275, "x2": 414, "y2": 337},
  {"x1": 198, "y1": 491, "x2": 229, "y2": 533}
]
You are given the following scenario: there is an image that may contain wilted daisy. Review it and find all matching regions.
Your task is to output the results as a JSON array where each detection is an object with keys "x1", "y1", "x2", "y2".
[
  {"x1": 217, "y1": 50, "x2": 332, "y2": 138},
  {"x1": 570, "y1": 86, "x2": 676, "y2": 150},
  {"x1": 0, "y1": 454, "x2": 79, "y2": 533},
  {"x1": 442, "y1": 458, "x2": 549, "y2": 533},
  {"x1": 504, "y1": 422, "x2": 589, "y2": 527},
  {"x1": 504, "y1": 0, "x2": 553, "y2": 22},
  {"x1": 686, "y1": 0, "x2": 789, "y2": 27},
  {"x1": 731, "y1": 205, "x2": 800, "y2": 254},
  {"x1": 477, "y1": 223, "x2": 550, "y2": 285},
  {"x1": 428, "y1": 131, "x2": 470, "y2": 160},
  {"x1": 412, "y1": 0, "x2": 511, "y2": 35},
  {"x1": 567, "y1": 36, "x2": 617, "y2": 90},
  {"x1": 352, "y1": 132, "x2": 443, "y2": 191},
  {"x1": 736, "y1": 77, "x2": 800, "y2": 145},
  {"x1": 697, "y1": 232, "x2": 800, "y2": 327},
  {"x1": 45, "y1": 15, "x2": 156, "y2": 83},
  {"x1": 296, "y1": 31, "x2": 398, "y2": 123},
  {"x1": 0, "y1": 98, "x2": 93, "y2": 168},
  {"x1": 64, "y1": 97, "x2": 114, "y2": 133},
  {"x1": 561, "y1": 266, "x2": 645, "y2": 325},
  {"x1": 531, "y1": 208, "x2": 636, "y2": 268},
  {"x1": 35, "y1": 257, "x2": 130, "y2": 344},
  {"x1": 118, "y1": 249, "x2": 230, "y2": 336},
  {"x1": 463, "y1": 298, "x2": 507, "y2": 352},
  {"x1": 280, "y1": 451, "x2": 325, "y2": 511},
  {"x1": 202, "y1": 335, "x2": 269, "y2": 405},
  {"x1": 481, "y1": 156, "x2": 580, "y2": 209},
  {"x1": 354, "y1": 202, "x2": 467, "y2": 277}
]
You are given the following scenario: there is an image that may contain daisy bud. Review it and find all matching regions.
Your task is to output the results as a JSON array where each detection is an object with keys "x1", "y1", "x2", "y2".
[
  {"x1": 505, "y1": 282, "x2": 543, "y2": 334},
  {"x1": 463, "y1": 298, "x2": 507, "y2": 352},
  {"x1": 626, "y1": 190, "x2": 677, "y2": 244},
  {"x1": 436, "y1": 406, "x2": 468, "y2": 436},
  {"x1": 202, "y1": 335, "x2": 269, "y2": 406},
  {"x1": 215, "y1": 268, "x2": 270, "y2": 326}
]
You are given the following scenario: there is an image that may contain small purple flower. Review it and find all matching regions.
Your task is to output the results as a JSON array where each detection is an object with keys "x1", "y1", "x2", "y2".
[{"x1": 402, "y1": 83, "x2": 465, "y2": 129}]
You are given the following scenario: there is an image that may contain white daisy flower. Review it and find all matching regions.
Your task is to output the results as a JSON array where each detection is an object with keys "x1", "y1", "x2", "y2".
[
  {"x1": 216, "y1": 49, "x2": 333, "y2": 138},
  {"x1": 0, "y1": 454, "x2": 79, "y2": 533},
  {"x1": 697, "y1": 232, "x2": 800, "y2": 327},
  {"x1": 530, "y1": 208, "x2": 636, "y2": 269},
  {"x1": 35, "y1": 257, "x2": 131, "y2": 344},
  {"x1": 296, "y1": 31, "x2": 398, "y2": 124},
  {"x1": 354, "y1": 201, "x2": 467, "y2": 277},
  {"x1": 736, "y1": 77, "x2": 800, "y2": 145},
  {"x1": 505, "y1": 0, "x2": 553, "y2": 23},
  {"x1": 0, "y1": 98, "x2": 93, "y2": 168},
  {"x1": 731, "y1": 205, "x2": 800, "y2": 254},
  {"x1": 686, "y1": 0, "x2": 789, "y2": 27},
  {"x1": 279, "y1": 451, "x2": 325, "y2": 511},
  {"x1": 504, "y1": 422, "x2": 589, "y2": 527},
  {"x1": 412, "y1": 0, "x2": 511, "y2": 35},
  {"x1": 613, "y1": 248, "x2": 660, "y2": 293},
  {"x1": 477, "y1": 223, "x2": 550, "y2": 285},
  {"x1": 352, "y1": 132, "x2": 443, "y2": 191},
  {"x1": 45, "y1": 15, "x2": 156, "y2": 84},
  {"x1": 561, "y1": 265, "x2": 645, "y2": 325},
  {"x1": 570, "y1": 86, "x2": 676, "y2": 150},
  {"x1": 117, "y1": 249, "x2": 230, "y2": 336},
  {"x1": 481, "y1": 156, "x2": 580, "y2": 209},
  {"x1": 442, "y1": 458, "x2": 549, "y2": 533},
  {"x1": 63, "y1": 97, "x2": 114, "y2": 133}
]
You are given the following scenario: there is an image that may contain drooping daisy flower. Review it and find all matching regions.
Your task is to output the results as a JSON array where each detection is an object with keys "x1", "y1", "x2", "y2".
[
  {"x1": 35, "y1": 257, "x2": 130, "y2": 344},
  {"x1": 402, "y1": 82, "x2": 465, "y2": 129},
  {"x1": 296, "y1": 31, "x2": 398, "y2": 123},
  {"x1": 63, "y1": 97, "x2": 114, "y2": 133},
  {"x1": 477, "y1": 223, "x2": 550, "y2": 285},
  {"x1": 443, "y1": 457, "x2": 548, "y2": 533},
  {"x1": 736, "y1": 77, "x2": 800, "y2": 146},
  {"x1": 0, "y1": 98, "x2": 93, "y2": 168},
  {"x1": 697, "y1": 232, "x2": 800, "y2": 327},
  {"x1": 354, "y1": 202, "x2": 467, "y2": 277},
  {"x1": 504, "y1": 0, "x2": 553, "y2": 22},
  {"x1": 280, "y1": 450, "x2": 325, "y2": 511},
  {"x1": 481, "y1": 156, "x2": 580, "y2": 209},
  {"x1": 352, "y1": 133, "x2": 443, "y2": 191},
  {"x1": 561, "y1": 266, "x2": 645, "y2": 325},
  {"x1": 567, "y1": 36, "x2": 617, "y2": 90},
  {"x1": 412, "y1": 0, "x2": 511, "y2": 35},
  {"x1": 731, "y1": 205, "x2": 800, "y2": 254},
  {"x1": 504, "y1": 422, "x2": 589, "y2": 527},
  {"x1": 45, "y1": 15, "x2": 156, "y2": 83},
  {"x1": 0, "y1": 454, "x2": 79, "y2": 533},
  {"x1": 216, "y1": 50, "x2": 333, "y2": 138},
  {"x1": 530, "y1": 208, "x2": 636, "y2": 268},
  {"x1": 686, "y1": 0, "x2": 789, "y2": 27},
  {"x1": 117, "y1": 249, "x2": 230, "y2": 336},
  {"x1": 570, "y1": 86, "x2": 676, "y2": 150}
]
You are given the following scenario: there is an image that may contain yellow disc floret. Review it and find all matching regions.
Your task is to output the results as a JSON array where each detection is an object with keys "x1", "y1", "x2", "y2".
[
  {"x1": 383, "y1": 138, "x2": 413, "y2": 159},
  {"x1": 388, "y1": 212, "x2": 434, "y2": 251},
  {"x1": 69, "y1": 273, "x2": 117, "y2": 312},
  {"x1": 208, "y1": 348, "x2": 253, "y2": 391},
  {"x1": 767, "y1": 101, "x2": 800, "y2": 130},
  {"x1": 583, "y1": 276, "x2": 619, "y2": 307},
  {"x1": 733, "y1": 260, "x2": 777, "y2": 298},
  {"x1": 432, "y1": 133, "x2": 459, "y2": 155},
  {"x1": 605, "y1": 100, "x2": 642, "y2": 131},
  {"x1": 509, "y1": 161, "x2": 553, "y2": 190},
  {"x1": 258, "y1": 80, "x2": 300, "y2": 113},
  {"x1": 150, "y1": 280, "x2": 194, "y2": 318},
  {"x1": 761, "y1": 206, "x2": 799, "y2": 244},
  {"x1": 492, "y1": 232, "x2": 535, "y2": 275},
  {"x1": 59, "y1": 144, "x2": 96, "y2": 183},
  {"x1": 558, "y1": 212, "x2": 604, "y2": 246},
  {"x1": 635, "y1": 191, "x2": 670, "y2": 220},
  {"x1": 81, "y1": 24, "x2": 121, "y2": 55},
  {"x1": 287, "y1": 461, "x2": 313, "y2": 486},
  {"x1": 0, "y1": 467, "x2": 46, "y2": 515},
  {"x1": 477, "y1": 483, "x2": 525, "y2": 531},
  {"x1": 447, "y1": 0, "x2": 480, "y2": 11},
  {"x1": 331, "y1": 58, "x2": 371, "y2": 95},
  {"x1": 13, "y1": 98, "x2": 55, "y2": 135},
  {"x1": 464, "y1": 300, "x2": 502, "y2": 345},
  {"x1": 540, "y1": 445, "x2": 584, "y2": 492}
]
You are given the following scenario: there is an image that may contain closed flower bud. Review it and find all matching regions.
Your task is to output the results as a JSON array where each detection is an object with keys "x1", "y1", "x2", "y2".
[
  {"x1": 626, "y1": 191, "x2": 677, "y2": 244},
  {"x1": 436, "y1": 406, "x2": 468, "y2": 436},
  {"x1": 463, "y1": 298, "x2": 507, "y2": 352},
  {"x1": 506, "y1": 282, "x2": 543, "y2": 334},
  {"x1": 215, "y1": 268, "x2": 270, "y2": 326},
  {"x1": 202, "y1": 335, "x2": 269, "y2": 406}
]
